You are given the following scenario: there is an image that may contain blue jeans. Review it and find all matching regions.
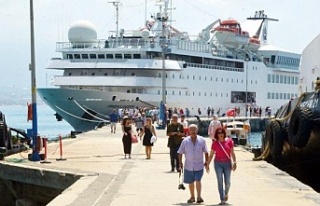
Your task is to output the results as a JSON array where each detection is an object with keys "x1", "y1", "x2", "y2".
[{"x1": 214, "y1": 161, "x2": 232, "y2": 201}]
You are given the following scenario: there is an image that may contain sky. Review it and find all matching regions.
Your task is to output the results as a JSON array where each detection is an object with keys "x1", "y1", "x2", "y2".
[{"x1": 0, "y1": 0, "x2": 320, "y2": 99}]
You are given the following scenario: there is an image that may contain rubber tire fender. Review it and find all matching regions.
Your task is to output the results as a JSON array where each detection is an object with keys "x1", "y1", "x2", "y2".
[
  {"x1": 270, "y1": 120, "x2": 284, "y2": 165},
  {"x1": 288, "y1": 107, "x2": 313, "y2": 148}
]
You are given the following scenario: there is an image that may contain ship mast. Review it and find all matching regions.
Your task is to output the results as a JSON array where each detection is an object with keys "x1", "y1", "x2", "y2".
[{"x1": 108, "y1": 1, "x2": 121, "y2": 41}]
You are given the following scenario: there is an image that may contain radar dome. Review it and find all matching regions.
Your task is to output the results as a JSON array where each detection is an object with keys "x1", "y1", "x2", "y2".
[{"x1": 68, "y1": 20, "x2": 98, "y2": 46}]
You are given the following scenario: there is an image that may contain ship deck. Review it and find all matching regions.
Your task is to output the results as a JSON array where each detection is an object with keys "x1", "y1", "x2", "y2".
[{"x1": 0, "y1": 124, "x2": 319, "y2": 205}]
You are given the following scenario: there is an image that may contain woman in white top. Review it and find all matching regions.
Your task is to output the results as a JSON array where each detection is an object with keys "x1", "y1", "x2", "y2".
[{"x1": 208, "y1": 115, "x2": 221, "y2": 140}]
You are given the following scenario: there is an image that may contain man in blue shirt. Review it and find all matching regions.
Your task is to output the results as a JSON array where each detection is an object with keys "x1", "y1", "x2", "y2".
[
  {"x1": 178, "y1": 124, "x2": 208, "y2": 204},
  {"x1": 109, "y1": 109, "x2": 118, "y2": 133}
]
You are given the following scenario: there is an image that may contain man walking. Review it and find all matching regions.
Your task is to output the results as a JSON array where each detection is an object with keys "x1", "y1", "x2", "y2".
[
  {"x1": 109, "y1": 109, "x2": 118, "y2": 133},
  {"x1": 178, "y1": 124, "x2": 208, "y2": 204},
  {"x1": 167, "y1": 114, "x2": 184, "y2": 172}
]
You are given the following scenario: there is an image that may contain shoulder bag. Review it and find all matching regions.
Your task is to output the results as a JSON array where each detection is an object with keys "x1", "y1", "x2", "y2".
[{"x1": 218, "y1": 140, "x2": 235, "y2": 171}]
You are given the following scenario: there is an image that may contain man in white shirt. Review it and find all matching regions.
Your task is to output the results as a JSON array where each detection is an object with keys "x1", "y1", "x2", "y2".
[
  {"x1": 208, "y1": 115, "x2": 221, "y2": 140},
  {"x1": 180, "y1": 114, "x2": 189, "y2": 137}
]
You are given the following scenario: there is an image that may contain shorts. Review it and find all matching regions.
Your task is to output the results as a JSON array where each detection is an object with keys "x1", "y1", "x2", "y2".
[
  {"x1": 110, "y1": 122, "x2": 116, "y2": 128},
  {"x1": 183, "y1": 169, "x2": 204, "y2": 184}
]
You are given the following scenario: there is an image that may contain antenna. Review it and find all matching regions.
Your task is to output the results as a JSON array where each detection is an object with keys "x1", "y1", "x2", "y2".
[{"x1": 108, "y1": 1, "x2": 121, "y2": 41}]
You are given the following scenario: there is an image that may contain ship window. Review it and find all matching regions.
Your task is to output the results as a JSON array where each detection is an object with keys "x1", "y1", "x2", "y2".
[
  {"x1": 267, "y1": 74, "x2": 271, "y2": 83},
  {"x1": 179, "y1": 74, "x2": 182, "y2": 79},
  {"x1": 280, "y1": 75, "x2": 283, "y2": 83},
  {"x1": 82, "y1": 54, "x2": 89, "y2": 59},
  {"x1": 272, "y1": 74, "x2": 275, "y2": 83},
  {"x1": 74, "y1": 54, "x2": 80, "y2": 59},
  {"x1": 287, "y1": 93, "x2": 290, "y2": 99},
  {"x1": 193, "y1": 75, "x2": 195, "y2": 80},
  {"x1": 291, "y1": 77, "x2": 294, "y2": 84},
  {"x1": 185, "y1": 91, "x2": 188, "y2": 96},
  {"x1": 187, "y1": 75, "x2": 189, "y2": 79},
  {"x1": 67, "y1": 54, "x2": 73, "y2": 59},
  {"x1": 199, "y1": 76, "x2": 201, "y2": 80},
  {"x1": 210, "y1": 92, "x2": 212, "y2": 96},
  {"x1": 255, "y1": 80, "x2": 257, "y2": 84},
  {"x1": 69, "y1": 73, "x2": 72, "y2": 76},
  {"x1": 158, "y1": 90, "x2": 160, "y2": 95},
  {"x1": 124, "y1": 54, "x2": 131, "y2": 59},
  {"x1": 237, "y1": 79, "x2": 238, "y2": 83},
  {"x1": 216, "y1": 93, "x2": 218, "y2": 97},
  {"x1": 204, "y1": 92, "x2": 206, "y2": 96},
  {"x1": 288, "y1": 76, "x2": 291, "y2": 84},
  {"x1": 179, "y1": 91, "x2": 181, "y2": 95},
  {"x1": 131, "y1": 73, "x2": 135, "y2": 76},
  {"x1": 90, "y1": 54, "x2": 97, "y2": 59},
  {"x1": 280, "y1": 93, "x2": 283, "y2": 99},
  {"x1": 216, "y1": 77, "x2": 218, "y2": 81},
  {"x1": 115, "y1": 54, "x2": 122, "y2": 59},
  {"x1": 276, "y1": 93, "x2": 279, "y2": 99},
  {"x1": 283, "y1": 93, "x2": 286, "y2": 99},
  {"x1": 193, "y1": 92, "x2": 195, "y2": 96},
  {"x1": 211, "y1": 77, "x2": 212, "y2": 81},
  {"x1": 165, "y1": 90, "x2": 167, "y2": 95},
  {"x1": 267, "y1": 92, "x2": 270, "y2": 99},
  {"x1": 104, "y1": 73, "x2": 108, "y2": 76},
  {"x1": 172, "y1": 91, "x2": 175, "y2": 95},
  {"x1": 133, "y1": 54, "x2": 141, "y2": 59},
  {"x1": 159, "y1": 73, "x2": 161, "y2": 77},
  {"x1": 106, "y1": 54, "x2": 113, "y2": 59},
  {"x1": 98, "y1": 54, "x2": 105, "y2": 59},
  {"x1": 295, "y1": 77, "x2": 298, "y2": 85},
  {"x1": 221, "y1": 78, "x2": 223, "y2": 82},
  {"x1": 272, "y1": 93, "x2": 274, "y2": 99},
  {"x1": 226, "y1": 78, "x2": 228, "y2": 82},
  {"x1": 205, "y1": 77, "x2": 207, "y2": 81},
  {"x1": 92, "y1": 73, "x2": 95, "y2": 76},
  {"x1": 241, "y1": 79, "x2": 243, "y2": 83},
  {"x1": 284, "y1": 76, "x2": 287, "y2": 84},
  {"x1": 173, "y1": 74, "x2": 175, "y2": 78},
  {"x1": 251, "y1": 80, "x2": 253, "y2": 84},
  {"x1": 127, "y1": 90, "x2": 131, "y2": 93},
  {"x1": 166, "y1": 73, "x2": 168, "y2": 78},
  {"x1": 276, "y1": 75, "x2": 279, "y2": 83},
  {"x1": 221, "y1": 93, "x2": 223, "y2": 97}
]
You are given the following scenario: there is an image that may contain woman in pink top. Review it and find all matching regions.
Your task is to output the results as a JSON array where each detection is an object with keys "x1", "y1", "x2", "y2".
[{"x1": 206, "y1": 127, "x2": 237, "y2": 205}]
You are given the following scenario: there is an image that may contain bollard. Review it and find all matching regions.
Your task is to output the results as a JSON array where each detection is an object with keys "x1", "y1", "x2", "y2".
[
  {"x1": 40, "y1": 137, "x2": 51, "y2": 164},
  {"x1": 56, "y1": 135, "x2": 66, "y2": 161}
]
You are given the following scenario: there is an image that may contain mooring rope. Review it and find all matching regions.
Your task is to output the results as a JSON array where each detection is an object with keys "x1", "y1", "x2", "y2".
[
  {"x1": 72, "y1": 99, "x2": 109, "y2": 121},
  {"x1": 55, "y1": 105, "x2": 105, "y2": 123}
]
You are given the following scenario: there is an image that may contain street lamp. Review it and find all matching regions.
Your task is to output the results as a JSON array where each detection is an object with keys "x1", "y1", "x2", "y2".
[
  {"x1": 160, "y1": 16, "x2": 168, "y2": 105},
  {"x1": 245, "y1": 58, "x2": 249, "y2": 117}
]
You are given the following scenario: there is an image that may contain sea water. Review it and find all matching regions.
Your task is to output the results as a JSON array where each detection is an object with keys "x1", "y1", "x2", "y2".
[{"x1": 0, "y1": 104, "x2": 73, "y2": 140}]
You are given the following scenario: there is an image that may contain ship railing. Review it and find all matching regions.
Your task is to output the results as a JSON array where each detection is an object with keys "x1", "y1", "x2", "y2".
[
  {"x1": 56, "y1": 38, "x2": 214, "y2": 54},
  {"x1": 186, "y1": 62, "x2": 244, "y2": 72}
]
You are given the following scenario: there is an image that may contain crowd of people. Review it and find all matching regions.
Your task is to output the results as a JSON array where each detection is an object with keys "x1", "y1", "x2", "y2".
[{"x1": 110, "y1": 109, "x2": 237, "y2": 205}]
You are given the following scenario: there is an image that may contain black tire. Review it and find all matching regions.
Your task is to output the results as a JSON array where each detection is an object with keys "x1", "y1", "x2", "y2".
[
  {"x1": 288, "y1": 107, "x2": 313, "y2": 148},
  {"x1": 263, "y1": 121, "x2": 274, "y2": 151},
  {"x1": 0, "y1": 123, "x2": 7, "y2": 148},
  {"x1": 270, "y1": 120, "x2": 284, "y2": 165},
  {"x1": 7, "y1": 128, "x2": 12, "y2": 150}
]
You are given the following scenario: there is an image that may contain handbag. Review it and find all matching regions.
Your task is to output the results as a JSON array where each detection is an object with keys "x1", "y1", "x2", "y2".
[
  {"x1": 131, "y1": 135, "x2": 138, "y2": 143},
  {"x1": 218, "y1": 140, "x2": 235, "y2": 171},
  {"x1": 150, "y1": 135, "x2": 157, "y2": 144}
]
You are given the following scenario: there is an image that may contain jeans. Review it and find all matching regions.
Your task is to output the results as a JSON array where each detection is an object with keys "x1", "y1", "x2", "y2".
[
  {"x1": 214, "y1": 161, "x2": 232, "y2": 201},
  {"x1": 170, "y1": 145, "x2": 180, "y2": 170}
]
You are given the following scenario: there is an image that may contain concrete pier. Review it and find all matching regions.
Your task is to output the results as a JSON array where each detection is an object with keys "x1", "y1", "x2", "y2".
[{"x1": 0, "y1": 124, "x2": 319, "y2": 205}]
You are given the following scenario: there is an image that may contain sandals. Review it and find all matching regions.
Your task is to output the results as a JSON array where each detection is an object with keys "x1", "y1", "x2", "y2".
[
  {"x1": 219, "y1": 201, "x2": 226, "y2": 205},
  {"x1": 196, "y1": 197, "x2": 204, "y2": 203},
  {"x1": 187, "y1": 197, "x2": 195, "y2": 203}
]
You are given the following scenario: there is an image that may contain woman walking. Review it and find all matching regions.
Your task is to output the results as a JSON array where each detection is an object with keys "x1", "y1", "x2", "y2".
[
  {"x1": 141, "y1": 118, "x2": 157, "y2": 159},
  {"x1": 206, "y1": 127, "x2": 237, "y2": 205},
  {"x1": 122, "y1": 117, "x2": 132, "y2": 159}
]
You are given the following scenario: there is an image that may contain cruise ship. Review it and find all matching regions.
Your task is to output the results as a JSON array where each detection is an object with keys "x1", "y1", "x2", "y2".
[{"x1": 38, "y1": 1, "x2": 300, "y2": 132}]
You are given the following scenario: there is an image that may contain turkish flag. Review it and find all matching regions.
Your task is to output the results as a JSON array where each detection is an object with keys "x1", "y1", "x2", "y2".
[{"x1": 226, "y1": 109, "x2": 235, "y2": 117}]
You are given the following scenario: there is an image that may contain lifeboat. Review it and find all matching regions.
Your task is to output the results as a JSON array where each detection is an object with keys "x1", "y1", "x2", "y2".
[
  {"x1": 245, "y1": 36, "x2": 261, "y2": 51},
  {"x1": 211, "y1": 19, "x2": 261, "y2": 51}
]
